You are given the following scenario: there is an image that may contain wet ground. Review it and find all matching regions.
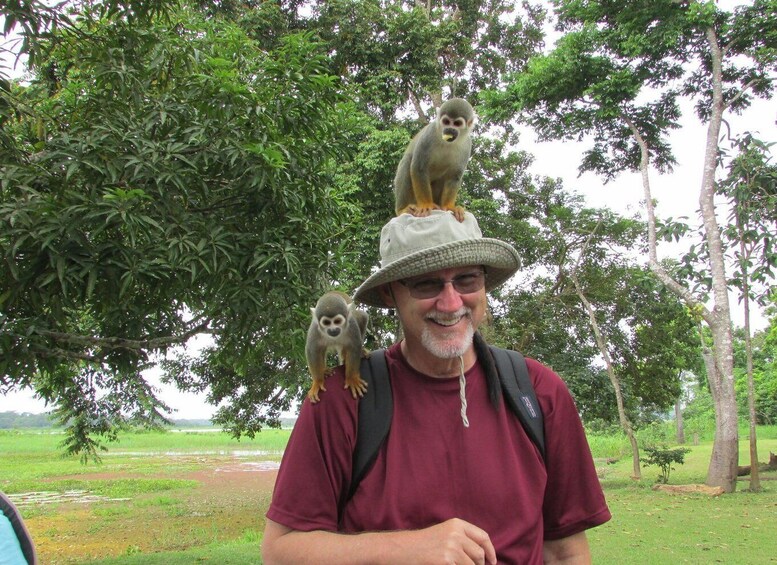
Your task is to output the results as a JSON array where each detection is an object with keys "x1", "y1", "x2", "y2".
[{"x1": 11, "y1": 455, "x2": 280, "y2": 563}]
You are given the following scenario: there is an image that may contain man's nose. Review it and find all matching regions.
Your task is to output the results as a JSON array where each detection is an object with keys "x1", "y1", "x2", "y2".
[{"x1": 435, "y1": 280, "x2": 464, "y2": 310}]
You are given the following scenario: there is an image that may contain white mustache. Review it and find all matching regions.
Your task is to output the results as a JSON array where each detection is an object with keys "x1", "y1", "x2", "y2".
[{"x1": 426, "y1": 307, "x2": 471, "y2": 326}]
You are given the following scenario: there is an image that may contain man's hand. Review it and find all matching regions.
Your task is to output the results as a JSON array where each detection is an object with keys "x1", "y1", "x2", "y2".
[
  {"x1": 403, "y1": 518, "x2": 497, "y2": 565},
  {"x1": 262, "y1": 517, "x2": 497, "y2": 565}
]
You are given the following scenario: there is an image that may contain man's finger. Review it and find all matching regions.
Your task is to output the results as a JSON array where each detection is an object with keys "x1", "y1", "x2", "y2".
[{"x1": 462, "y1": 522, "x2": 497, "y2": 564}]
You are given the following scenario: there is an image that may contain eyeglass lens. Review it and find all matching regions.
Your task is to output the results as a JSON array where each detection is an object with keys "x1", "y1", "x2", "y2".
[{"x1": 402, "y1": 270, "x2": 485, "y2": 299}]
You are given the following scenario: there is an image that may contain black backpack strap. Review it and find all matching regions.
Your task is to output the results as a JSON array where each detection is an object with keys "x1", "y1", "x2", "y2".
[
  {"x1": 488, "y1": 346, "x2": 545, "y2": 459},
  {"x1": 347, "y1": 349, "x2": 392, "y2": 503},
  {"x1": 473, "y1": 331, "x2": 502, "y2": 407}
]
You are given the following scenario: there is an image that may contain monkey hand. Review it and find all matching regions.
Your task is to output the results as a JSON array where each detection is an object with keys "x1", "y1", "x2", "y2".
[
  {"x1": 307, "y1": 380, "x2": 327, "y2": 403},
  {"x1": 344, "y1": 372, "x2": 368, "y2": 399},
  {"x1": 398, "y1": 203, "x2": 440, "y2": 218},
  {"x1": 444, "y1": 205, "x2": 466, "y2": 222}
]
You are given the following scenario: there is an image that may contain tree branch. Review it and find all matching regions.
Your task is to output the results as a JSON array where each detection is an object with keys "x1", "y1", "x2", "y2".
[
  {"x1": 35, "y1": 321, "x2": 211, "y2": 352},
  {"x1": 619, "y1": 109, "x2": 711, "y2": 324},
  {"x1": 725, "y1": 77, "x2": 772, "y2": 111},
  {"x1": 30, "y1": 345, "x2": 99, "y2": 362},
  {"x1": 408, "y1": 89, "x2": 427, "y2": 123}
]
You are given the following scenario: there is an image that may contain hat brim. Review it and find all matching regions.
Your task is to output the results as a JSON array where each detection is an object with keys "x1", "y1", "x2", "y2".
[{"x1": 353, "y1": 237, "x2": 520, "y2": 307}]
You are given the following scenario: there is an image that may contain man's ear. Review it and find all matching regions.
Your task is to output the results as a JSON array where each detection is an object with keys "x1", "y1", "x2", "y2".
[{"x1": 378, "y1": 283, "x2": 396, "y2": 307}]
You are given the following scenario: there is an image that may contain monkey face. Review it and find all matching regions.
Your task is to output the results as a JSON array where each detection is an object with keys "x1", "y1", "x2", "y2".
[
  {"x1": 440, "y1": 115, "x2": 469, "y2": 143},
  {"x1": 319, "y1": 314, "x2": 346, "y2": 338}
]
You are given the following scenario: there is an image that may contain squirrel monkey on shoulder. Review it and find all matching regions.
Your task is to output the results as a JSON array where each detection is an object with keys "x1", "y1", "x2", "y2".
[
  {"x1": 394, "y1": 97, "x2": 475, "y2": 222},
  {"x1": 305, "y1": 291, "x2": 369, "y2": 403}
]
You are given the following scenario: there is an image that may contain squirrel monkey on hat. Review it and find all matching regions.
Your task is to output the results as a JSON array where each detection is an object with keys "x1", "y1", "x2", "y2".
[
  {"x1": 305, "y1": 291, "x2": 369, "y2": 403},
  {"x1": 394, "y1": 97, "x2": 475, "y2": 222}
]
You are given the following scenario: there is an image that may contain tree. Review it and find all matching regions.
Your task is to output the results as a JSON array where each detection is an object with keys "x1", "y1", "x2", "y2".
[
  {"x1": 533, "y1": 211, "x2": 700, "y2": 480},
  {"x1": 719, "y1": 134, "x2": 777, "y2": 491},
  {"x1": 755, "y1": 298, "x2": 777, "y2": 424},
  {"x1": 641, "y1": 445, "x2": 691, "y2": 484},
  {"x1": 2, "y1": 0, "x2": 554, "y2": 455},
  {"x1": 734, "y1": 324, "x2": 777, "y2": 424},
  {"x1": 570, "y1": 243, "x2": 643, "y2": 479},
  {"x1": 484, "y1": 0, "x2": 777, "y2": 492},
  {"x1": 1, "y1": 2, "x2": 359, "y2": 458},
  {"x1": 616, "y1": 264, "x2": 704, "y2": 421},
  {"x1": 486, "y1": 180, "x2": 701, "y2": 444}
]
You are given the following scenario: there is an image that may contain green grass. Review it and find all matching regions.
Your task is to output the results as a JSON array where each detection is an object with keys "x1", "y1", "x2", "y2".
[
  {"x1": 87, "y1": 536, "x2": 262, "y2": 564},
  {"x1": 6, "y1": 476, "x2": 197, "y2": 497},
  {"x1": 591, "y1": 435, "x2": 777, "y2": 564},
  {"x1": 0, "y1": 427, "x2": 291, "y2": 454},
  {"x1": 0, "y1": 428, "x2": 289, "y2": 488},
  {"x1": 3, "y1": 427, "x2": 776, "y2": 564},
  {"x1": 590, "y1": 485, "x2": 776, "y2": 564}
]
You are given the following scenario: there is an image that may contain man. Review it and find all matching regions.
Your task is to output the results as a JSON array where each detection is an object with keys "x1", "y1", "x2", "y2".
[{"x1": 263, "y1": 211, "x2": 611, "y2": 564}]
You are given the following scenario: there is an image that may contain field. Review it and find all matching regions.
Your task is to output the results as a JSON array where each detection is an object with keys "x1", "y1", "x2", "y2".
[{"x1": 1, "y1": 427, "x2": 776, "y2": 564}]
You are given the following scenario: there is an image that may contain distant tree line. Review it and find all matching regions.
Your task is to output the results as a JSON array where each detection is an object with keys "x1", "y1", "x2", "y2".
[
  {"x1": 0, "y1": 411, "x2": 223, "y2": 429},
  {"x1": 0, "y1": 411, "x2": 54, "y2": 428}
]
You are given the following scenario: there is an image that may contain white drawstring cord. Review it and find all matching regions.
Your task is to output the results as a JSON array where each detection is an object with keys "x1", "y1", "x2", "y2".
[{"x1": 458, "y1": 355, "x2": 469, "y2": 428}]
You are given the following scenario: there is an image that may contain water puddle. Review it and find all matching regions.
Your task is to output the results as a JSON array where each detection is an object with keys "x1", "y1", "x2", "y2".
[
  {"x1": 103, "y1": 449, "x2": 283, "y2": 458},
  {"x1": 215, "y1": 461, "x2": 281, "y2": 473},
  {"x1": 8, "y1": 451, "x2": 283, "y2": 507},
  {"x1": 9, "y1": 490, "x2": 131, "y2": 506}
]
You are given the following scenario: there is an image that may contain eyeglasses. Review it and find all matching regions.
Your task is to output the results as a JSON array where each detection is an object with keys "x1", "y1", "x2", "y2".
[{"x1": 398, "y1": 269, "x2": 486, "y2": 299}]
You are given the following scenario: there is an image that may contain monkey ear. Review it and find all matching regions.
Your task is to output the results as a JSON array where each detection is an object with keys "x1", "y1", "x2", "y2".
[{"x1": 310, "y1": 307, "x2": 316, "y2": 317}]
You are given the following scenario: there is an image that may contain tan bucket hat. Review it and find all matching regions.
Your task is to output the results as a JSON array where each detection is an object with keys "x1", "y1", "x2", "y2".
[{"x1": 353, "y1": 211, "x2": 521, "y2": 307}]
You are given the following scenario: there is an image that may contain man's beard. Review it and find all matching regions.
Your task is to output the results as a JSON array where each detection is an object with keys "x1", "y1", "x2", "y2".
[{"x1": 420, "y1": 307, "x2": 475, "y2": 359}]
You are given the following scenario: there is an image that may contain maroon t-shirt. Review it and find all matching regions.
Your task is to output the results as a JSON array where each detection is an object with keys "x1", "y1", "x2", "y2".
[{"x1": 267, "y1": 343, "x2": 611, "y2": 563}]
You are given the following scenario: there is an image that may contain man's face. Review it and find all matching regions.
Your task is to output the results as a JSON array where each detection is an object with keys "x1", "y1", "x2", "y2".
[{"x1": 383, "y1": 266, "x2": 487, "y2": 360}]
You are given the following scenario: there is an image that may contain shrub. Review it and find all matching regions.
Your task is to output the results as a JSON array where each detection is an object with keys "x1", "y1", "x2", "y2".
[{"x1": 640, "y1": 445, "x2": 691, "y2": 484}]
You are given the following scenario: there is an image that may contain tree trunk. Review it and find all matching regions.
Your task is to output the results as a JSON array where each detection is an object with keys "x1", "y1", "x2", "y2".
[
  {"x1": 571, "y1": 271, "x2": 641, "y2": 479},
  {"x1": 698, "y1": 27, "x2": 738, "y2": 493},
  {"x1": 703, "y1": 319, "x2": 738, "y2": 492},
  {"x1": 698, "y1": 326, "x2": 737, "y2": 489},
  {"x1": 619, "y1": 26, "x2": 740, "y2": 493},
  {"x1": 740, "y1": 237, "x2": 761, "y2": 491},
  {"x1": 675, "y1": 397, "x2": 685, "y2": 445}
]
